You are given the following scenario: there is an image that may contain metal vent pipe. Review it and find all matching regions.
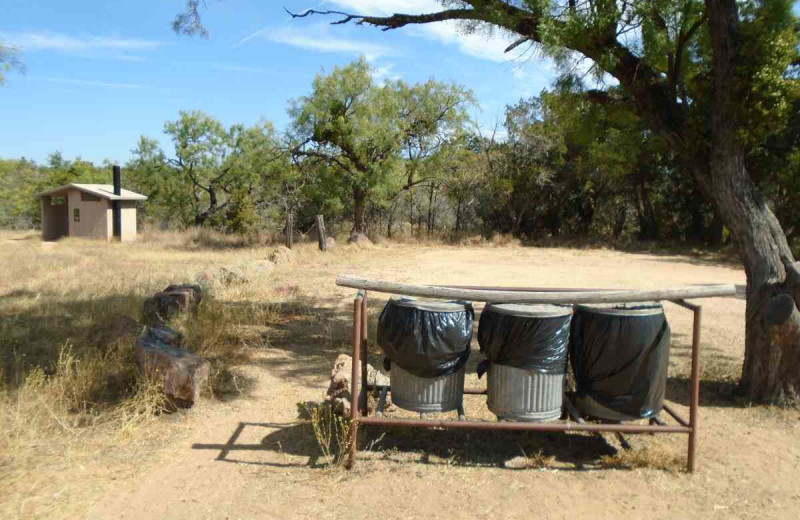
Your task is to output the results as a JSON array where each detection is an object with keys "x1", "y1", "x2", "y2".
[{"x1": 112, "y1": 165, "x2": 122, "y2": 239}]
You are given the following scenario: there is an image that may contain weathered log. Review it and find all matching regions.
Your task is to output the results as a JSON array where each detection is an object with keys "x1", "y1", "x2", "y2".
[
  {"x1": 335, "y1": 275, "x2": 737, "y2": 304},
  {"x1": 326, "y1": 354, "x2": 389, "y2": 416}
]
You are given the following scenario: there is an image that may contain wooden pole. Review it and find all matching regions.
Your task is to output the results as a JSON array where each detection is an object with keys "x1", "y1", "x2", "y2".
[
  {"x1": 316, "y1": 214, "x2": 327, "y2": 252},
  {"x1": 285, "y1": 212, "x2": 294, "y2": 249},
  {"x1": 335, "y1": 276, "x2": 737, "y2": 304}
]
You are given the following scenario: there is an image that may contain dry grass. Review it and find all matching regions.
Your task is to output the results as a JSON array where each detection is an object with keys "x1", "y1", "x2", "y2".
[
  {"x1": 599, "y1": 446, "x2": 685, "y2": 473},
  {"x1": 5, "y1": 227, "x2": 799, "y2": 520},
  {"x1": 0, "y1": 229, "x2": 299, "y2": 518},
  {"x1": 302, "y1": 402, "x2": 352, "y2": 469}
]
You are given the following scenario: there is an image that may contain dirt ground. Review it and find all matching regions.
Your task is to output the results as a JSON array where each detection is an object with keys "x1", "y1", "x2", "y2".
[{"x1": 3, "y1": 233, "x2": 800, "y2": 519}]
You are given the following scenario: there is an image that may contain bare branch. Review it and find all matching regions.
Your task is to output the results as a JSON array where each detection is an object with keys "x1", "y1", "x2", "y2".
[{"x1": 505, "y1": 37, "x2": 531, "y2": 53}]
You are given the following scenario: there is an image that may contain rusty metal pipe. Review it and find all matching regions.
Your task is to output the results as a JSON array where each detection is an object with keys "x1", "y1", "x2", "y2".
[
  {"x1": 356, "y1": 416, "x2": 691, "y2": 434},
  {"x1": 688, "y1": 304, "x2": 702, "y2": 473},
  {"x1": 463, "y1": 388, "x2": 487, "y2": 395},
  {"x1": 661, "y1": 403, "x2": 690, "y2": 428},
  {"x1": 345, "y1": 295, "x2": 363, "y2": 469},
  {"x1": 672, "y1": 299, "x2": 700, "y2": 311},
  {"x1": 360, "y1": 293, "x2": 369, "y2": 414}
]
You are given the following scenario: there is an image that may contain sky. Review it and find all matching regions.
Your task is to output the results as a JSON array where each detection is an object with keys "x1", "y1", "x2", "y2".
[
  {"x1": 0, "y1": 0, "x2": 559, "y2": 165},
  {"x1": 1, "y1": 1, "x2": 798, "y2": 165}
]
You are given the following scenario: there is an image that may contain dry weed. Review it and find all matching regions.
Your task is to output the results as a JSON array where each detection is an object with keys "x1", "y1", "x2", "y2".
[
  {"x1": 599, "y1": 447, "x2": 684, "y2": 473},
  {"x1": 302, "y1": 402, "x2": 352, "y2": 469}
]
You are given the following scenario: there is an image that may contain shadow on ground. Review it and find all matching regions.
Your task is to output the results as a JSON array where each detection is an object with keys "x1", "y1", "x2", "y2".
[
  {"x1": 665, "y1": 331, "x2": 744, "y2": 408},
  {"x1": 190, "y1": 417, "x2": 631, "y2": 471}
]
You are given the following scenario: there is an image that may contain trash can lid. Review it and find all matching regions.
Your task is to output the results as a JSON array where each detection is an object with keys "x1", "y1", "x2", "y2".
[
  {"x1": 574, "y1": 302, "x2": 664, "y2": 316},
  {"x1": 389, "y1": 295, "x2": 472, "y2": 313},
  {"x1": 484, "y1": 303, "x2": 573, "y2": 318}
]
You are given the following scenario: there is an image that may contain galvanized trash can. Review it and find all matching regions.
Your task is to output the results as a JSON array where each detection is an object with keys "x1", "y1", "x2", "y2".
[
  {"x1": 569, "y1": 302, "x2": 671, "y2": 421},
  {"x1": 378, "y1": 296, "x2": 473, "y2": 414},
  {"x1": 478, "y1": 303, "x2": 572, "y2": 422}
]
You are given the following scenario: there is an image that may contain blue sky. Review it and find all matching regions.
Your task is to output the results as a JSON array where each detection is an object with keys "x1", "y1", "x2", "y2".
[
  {"x1": 1, "y1": 1, "x2": 798, "y2": 165},
  {"x1": 0, "y1": 0, "x2": 557, "y2": 165}
]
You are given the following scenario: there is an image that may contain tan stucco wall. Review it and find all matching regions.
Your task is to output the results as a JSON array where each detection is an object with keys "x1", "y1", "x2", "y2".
[
  {"x1": 41, "y1": 195, "x2": 69, "y2": 240},
  {"x1": 67, "y1": 189, "x2": 110, "y2": 240},
  {"x1": 105, "y1": 201, "x2": 139, "y2": 241},
  {"x1": 121, "y1": 201, "x2": 138, "y2": 241}
]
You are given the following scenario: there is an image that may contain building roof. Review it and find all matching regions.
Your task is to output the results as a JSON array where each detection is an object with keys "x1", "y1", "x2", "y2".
[{"x1": 39, "y1": 183, "x2": 148, "y2": 201}]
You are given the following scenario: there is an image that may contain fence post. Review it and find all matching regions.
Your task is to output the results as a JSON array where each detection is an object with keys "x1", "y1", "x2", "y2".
[
  {"x1": 285, "y1": 212, "x2": 294, "y2": 249},
  {"x1": 317, "y1": 214, "x2": 327, "y2": 252}
]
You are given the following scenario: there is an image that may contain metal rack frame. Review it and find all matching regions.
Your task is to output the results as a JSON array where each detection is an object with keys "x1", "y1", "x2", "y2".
[{"x1": 344, "y1": 287, "x2": 704, "y2": 472}]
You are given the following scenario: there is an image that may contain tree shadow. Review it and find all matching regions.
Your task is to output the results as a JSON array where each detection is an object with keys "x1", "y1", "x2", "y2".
[
  {"x1": 0, "y1": 290, "x2": 143, "y2": 385},
  {"x1": 666, "y1": 332, "x2": 744, "y2": 408}
]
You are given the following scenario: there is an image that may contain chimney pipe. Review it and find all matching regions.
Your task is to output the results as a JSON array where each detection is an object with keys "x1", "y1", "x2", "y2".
[
  {"x1": 112, "y1": 165, "x2": 122, "y2": 240},
  {"x1": 113, "y1": 165, "x2": 121, "y2": 196}
]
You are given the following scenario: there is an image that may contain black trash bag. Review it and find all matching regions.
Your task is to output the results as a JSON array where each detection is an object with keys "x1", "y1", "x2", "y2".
[
  {"x1": 377, "y1": 297, "x2": 474, "y2": 378},
  {"x1": 569, "y1": 304, "x2": 671, "y2": 419},
  {"x1": 477, "y1": 304, "x2": 571, "y2": 377}
]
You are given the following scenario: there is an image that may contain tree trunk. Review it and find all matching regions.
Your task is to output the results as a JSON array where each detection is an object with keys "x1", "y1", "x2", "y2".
[
  {"x1": 612, "y1": 205, "x2": 628, "y2": 239},
  {"x1": 688, "y1": 190, "x2": 705, "y2": 243},
  {"x1": 352, "y1": 187, "x2": 367, "y2": 235},
  {"x1": 710, "y1": 210, "x2": 724, "y2": 247},
  {"x1": 706, "y1": 0, "x2": 800, "y2": 401},
  {"x1": 316, "y1": 214, "x2": 327, "y2": 252},
  {"x1": 426, "y1": 184, "x2": 438, "y2": 237},
  {"x1": 454, "y1": 200, "x2": 462, "y2": 238},
  {"x1": 408, "y1": 189, "x2": 414, "y2": 231}
]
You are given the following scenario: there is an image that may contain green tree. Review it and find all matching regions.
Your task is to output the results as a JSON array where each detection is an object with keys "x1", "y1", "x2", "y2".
[
  {"x1": 289, "y1": 58, "x2": 402, "y2": 236},
  {"x1": 174, "y1": 1, "x2": 800, "y2": 400},
  {"x1": 130, "y1": 111, "x2": 284, "y2": 228},
  {"x1": 273, "y1": 0, "x2": 800, "y2": 402},
  {"x1": 0, "y1": 42, "x2": 23, "y2": 85},
  {"x1": 393, "y1": 79, "x2": 474, "y2": 233}
]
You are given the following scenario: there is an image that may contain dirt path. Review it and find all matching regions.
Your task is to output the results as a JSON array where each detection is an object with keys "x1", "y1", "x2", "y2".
[{"x1": 72, "y1": 245, "x2": 800, "y2": 518}]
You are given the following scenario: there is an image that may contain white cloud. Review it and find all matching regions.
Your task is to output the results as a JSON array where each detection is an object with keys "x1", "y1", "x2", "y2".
[
  {"x1": 1, "y1": 31, "x2": 165, "y2": 63},
  {"x1": 260, "y1": 25, "x2": 398, "y2": 59},
  {"x1": 33, "y1": 76, "x2": 143, "y2": 89},
  {"x1": 232, "y1": 29, "x2": 268, "y2": 49},
  {"x1": 370, "y1": 61, "x2": 401, "y2": 85},
  {"x1": 3, "y1": 31, "x2": 165, "y2": 53}
]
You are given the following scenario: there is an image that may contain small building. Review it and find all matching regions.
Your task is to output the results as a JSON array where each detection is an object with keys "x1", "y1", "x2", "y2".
[{"x1": 39, "y1": 176, "x2": 147, "y2": 241}]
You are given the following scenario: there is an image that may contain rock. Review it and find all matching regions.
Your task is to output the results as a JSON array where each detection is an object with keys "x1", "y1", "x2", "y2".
[
  {"x1": 147, "y1": 324, "x2": 185, "y2": 347},
  {"x1": 347, "y1": 232, "x2": 371, "y2": 245},
  {"x1": 142, "y1": 288, "x2": 199, "y2": 326},
  {"x1": 195, "y1": 271, "x2": 215, "y2": 286},
  {"x1": 135, "y1": 328, "x2": 209, "y2": 408},
  {"x1": 267, "y1": 246, "x2": 294, "y2": 265},
  {"x1": 324, "y1": 237, "x2": 336, "y2": 250},
  {"x1": 95, "y1": 314, "x2": 144, "y2": 350},
  {"x1": 325, "y1": 354, "x2": 389, "y2": 416},
  {"x1": 218, "y1": 266, "x2": 250, "y2": 286},
  {"x1": 163, "y1": 284, "x2": 203, "y2": 305}
]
